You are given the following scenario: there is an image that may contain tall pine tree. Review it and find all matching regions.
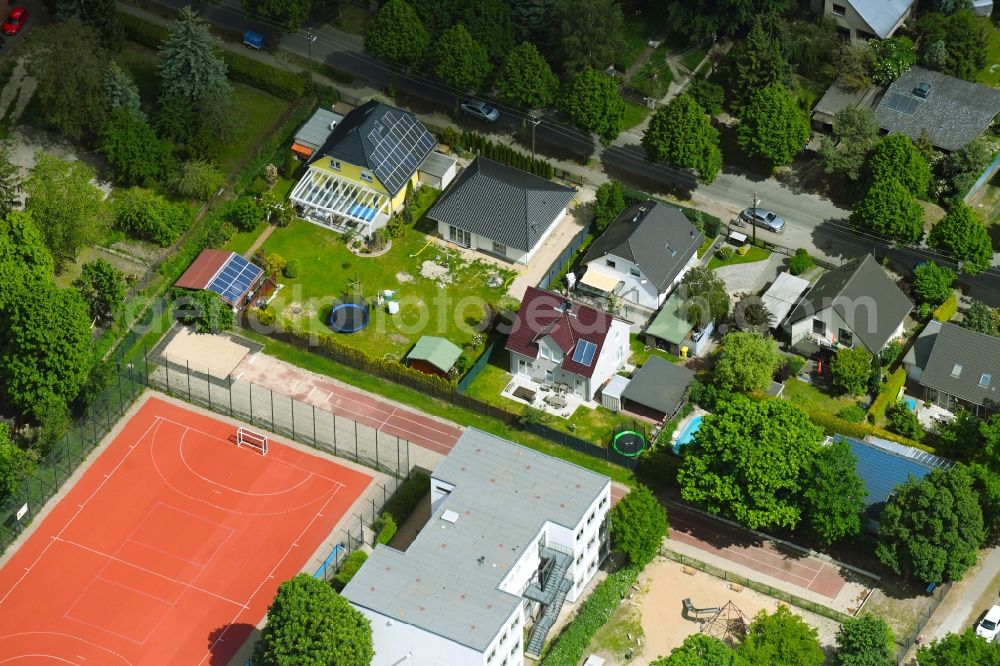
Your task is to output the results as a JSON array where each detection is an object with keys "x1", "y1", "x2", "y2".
[{"x1": 732, "y1": 16, "x2": 791, "y2": 112}]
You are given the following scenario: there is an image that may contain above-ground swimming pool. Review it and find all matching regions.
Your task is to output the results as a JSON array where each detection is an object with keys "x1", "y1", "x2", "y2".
[
  {"x1": 328, "y1": 298, "x2": 370, "y2": 333},
  {"x1": 904, "y1": 397, "x2": 917, "y2": 412},
  {"x1": 673, "y1": 415, "x2": 703, "y2": 453}
]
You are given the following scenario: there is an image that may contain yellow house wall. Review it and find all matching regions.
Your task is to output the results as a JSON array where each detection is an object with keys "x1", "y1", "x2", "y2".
[{"x1": 311, "y1": 156, "x2": 417, "y2": 213}]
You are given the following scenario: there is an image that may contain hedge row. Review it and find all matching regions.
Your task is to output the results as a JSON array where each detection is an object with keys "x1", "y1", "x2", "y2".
[
  {"x1": 807, "y1": 407, "x2": 934, "y2": 453},
  {"x1": 933, "y1": 293, "x2": 958, "y2": 322},
  {"x1": 119, "y1": 12, "x2": 168, "y2": 48},
  {"x1": 539, "y1": 565, "x2": 640, "y2": 665},
  {"x1": 374, "y1": 514, "x2": 397, "y2": 545},
  {"x1": 380, "y1": 471, "x2": 430, "y2": 526},
  {"x1": 868, "y1": 367, "x2": 907, "y2": 424},
  {"x1": 333, "y1": 550, "x2": 368, "y2": 592},
  {"x1": 220, "y1": 50, "x2": 309, "y2": 101},
  {"x1": 444, "y1": 128, "x2": 556, "y2": 180}
]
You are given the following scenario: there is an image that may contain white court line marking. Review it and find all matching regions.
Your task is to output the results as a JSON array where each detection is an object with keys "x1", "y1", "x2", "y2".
[
  {"x1": 200, "y1": 470, "x2": 345, "y2": 665},
  {"x1": 123, "y1": 502, "x2": 235, "y2": 570},
  {"x1": 0, "y1": 418, "x2": 163, "y2": 607},
  {"x1": 0, "y1": 655, "x2": 80, "y2": 664},
  {"x1": 0, "y1": 632, "x2": 132, "y2": 666}
]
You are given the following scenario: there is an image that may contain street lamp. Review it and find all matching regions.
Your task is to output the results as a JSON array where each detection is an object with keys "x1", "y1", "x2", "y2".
[
  {"x1": 305, "y1": 29, "x2": 317, "y2": 61},
  {"x1": 751, "y1": 191, "x2": 760, "y2": 246},
  {"x1": 528, "y1": 111, "x2": 541, "y2": 161}
]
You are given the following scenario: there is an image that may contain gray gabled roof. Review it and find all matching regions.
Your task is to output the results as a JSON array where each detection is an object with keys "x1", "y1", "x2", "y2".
[
  {"x1": 582, "y1": 201, "x2": 703, "y2": 291},
  {"x1": 874, "y1": 67, "x2": 1000, "y2": 151},
  {"x1": 342, "y1": 428, "x2": 609, "y2": 652},
  {"x1": 426, "y1": 157, "x2": 575, "y2": 252},
  {"x1": 621, "y1": 356, "x2": 695, "y2": 416},
  {"x1": 920, "y1": 322, "x2": 1000, "y2": 409},
  {"x1": 847, "y1": 0, "x2": 913, "y2": 38},
  {"x1": 309, "y1": 100, "x2": 436, "y2": 196},
  {"x1": 786, "y1": 254, "x2": 912, "y2": 352},
  {"x1": 903, "y1": 319, "x2": 941, "y2": 372}
]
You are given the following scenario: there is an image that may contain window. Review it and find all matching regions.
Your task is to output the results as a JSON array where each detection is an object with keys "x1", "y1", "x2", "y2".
[
  {"x1": 449, "y1": 226, "x2": 471, "y2": 247},
  {"x1": 501, "y1": 632, "x2": 507, "y2": 644},
  {"x1": 588, "y1": 536, "x2": 596, "y2": 549},
  {"x1": 489, "y1": 650, "x2": 496, "y2": 662},
  {"x1": 360, "y1": 171, "x2": 373, "y2": 182},
  {"x1": 331, "y1": 159, "x2": 341, "y2": 170},
  {"x1": 813, "y1": 319, "x2": 827, "y2": 336},
  {"x1": 832, "y1": 3, "x2": 846, "y2": 16},
  {"x1": 630, "y1": 267, "x2": 641, "y2": 277},
  {"x1": 575, "y1": 529, "x2": 582, "y2": 541},
  {"x1": 952, "y1": 364, "x2": 963, "y2": 378},
  {"x1": 576, "y1": 553, "x2": 583, "y2": 565},
  {"x1": 511, "y1": 642, "x2": 520, "y2": 655},
  {"x1": 606, "y1": 259, "x2": 616, "y2": 268},
  {"x1": 838, "y1": 328, "x2": 853, "y2": 347},
  {"x1": 493, "y1": 241, "x2": 507, "y2": 256},
  {"x1": 980, "y1": 373, "x2": 992, "y2": 388}
]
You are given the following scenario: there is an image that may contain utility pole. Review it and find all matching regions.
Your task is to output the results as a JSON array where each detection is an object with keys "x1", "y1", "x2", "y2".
[
  {"x1": 751, "y1": 191, "x2": 760, "y2": 246},
  {"x1": 529, "y1": 112, "x2": 542, "y2": 161},
  {"x1": 305, "y1": 29, "x2": 317, "y2": 61}
]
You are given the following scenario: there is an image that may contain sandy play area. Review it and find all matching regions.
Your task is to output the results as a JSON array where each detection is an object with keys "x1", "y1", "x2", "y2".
[
  {"x1": 629, "y1": 557, "x2": 841, "y2": 664},
  {"x1": 160, "y1": 326, "x2": 252, "y2": 378}
]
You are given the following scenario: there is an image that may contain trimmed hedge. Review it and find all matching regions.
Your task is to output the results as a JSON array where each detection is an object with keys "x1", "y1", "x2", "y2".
[
  {"x1": 868, "y1": 367, "x2": 907, "y2": 424},
  {"x1": 119, "y1": 12, "x2": 168, "y2": 48},
  {"x1": 221, "y1": 50, "x2": 309, "y2": 101},
  {"x1": 374, "y1": 514, "x2": 397, "y2": 545},
  {"x1": 540, "y1": 565, "x2": 640, "y2": 665},
  {"x1": 381, "y1": 471, "x2": 430, "y2": 526},
  {"x1": 455, "y1": 130, "x2": 556, "y2": 179},
  {"x1": 933, "y1": 293, "x2": 958, "y2": 322},
  {"x1": 806, "y1": 407, "x2": 933, "y2": 453},
  {"x1": 333, "y1": 550, "x2": 368, "y2": 591}
]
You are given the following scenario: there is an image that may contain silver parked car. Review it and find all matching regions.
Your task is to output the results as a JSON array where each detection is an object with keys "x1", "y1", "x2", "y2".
[
  {"x1": 739, "y1": 207, "x2": 785, "y2": 233},
  {"x1": 459, "y1": 99, "x2": 500, "y2": 123}
]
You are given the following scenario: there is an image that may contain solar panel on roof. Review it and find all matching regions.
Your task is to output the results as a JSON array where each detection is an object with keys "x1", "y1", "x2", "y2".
[
  {"x1": 365, "y1": 111, "x2": 436, "y2": 194},
  {"x1": 572, "y1": 340, "x2": 597, "y2": 367},
  {"x1": 207, "y1": 254, "x2": 263, "y2": 305}
]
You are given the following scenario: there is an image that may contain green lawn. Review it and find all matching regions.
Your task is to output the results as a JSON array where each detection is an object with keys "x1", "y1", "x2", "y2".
[
  {"x1": 681, "y1": 46, "x2": 708, "y2": 73},
  {"x1": 706, "y1": 245, "x2": 771, "y2": 270},
  {"x1": 224, "y1": 221, "x2": 266, "y2": 256},
  {"x1": 629, "y1": 334, "x2": 679, "y2": 366},
  {"x1": 259, "y1": 195, "x2": 515, "y2": 359},
  {"x1": 696, "y1": 235, "x2": 715, "y2": 258},
  {"x1": 628, "y1": 47, "x2": 674, "y2": 99},
  {"x1": 978, "y1": 16, "x2": 1000, "y2": 88},
  {"x1": 781, "y1": 377, "x2": 858, "y2": 418},
  {"x1": 215, "y1": 86, "x2": 291, "y2": 173},
  {"x1": 621, "y1": 100, "x2": 651, "y2": 131}
]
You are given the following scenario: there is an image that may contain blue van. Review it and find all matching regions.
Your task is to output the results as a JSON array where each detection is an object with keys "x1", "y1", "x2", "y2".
[{"x1": 242, "y1": 30, "x2": 264, "y2": 50}]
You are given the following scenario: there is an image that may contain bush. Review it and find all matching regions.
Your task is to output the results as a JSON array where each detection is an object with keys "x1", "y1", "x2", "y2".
[
  {"x1": 933, "y1": 293, "x2": 959, "y2": 322},
  {"x1": 374, "y1": 514, "x2": 397, "y2": 545},
  {"x1": 789, "y1": 249, "x2": 815, "y2": 275},
  {"x1": 715, "y1": 246, "x2": 735, "y2": 261},
  {"x1": 381, "y1": 471, "x2": 430, "y2": 525},
  {"x1": 868, "y1": 367, "x2": 907, "y2": 423},
  {"x1": 837, "y1": 404, "x2": 866, "y2": 423},
  {"x1": 265, "y1": 252, "x2": 286, "y2": 277},
  {"x1": 687, "y1": 380, "x2": 733, "y2": 410},
  {"x1": 686, "y1": 79, "x2": 724, "y2": 115},
  {"x1": 440, "y1": 125, "x2": 460, "y2": 148},
  {"x1": 785, "y1": 354, "x2": 806, "y2": 376},
  {"x1": 228, "y1": 197, "x2": 265, "y2": 232},
  {"x1": 119, "y1": 12, "x2": 169, "y2": 48},
  {"x1": 540, "y1": 565, "x2": 640, "y2": 666},
  {"x1": 332, "y1": 550, "x2": 368, "y2": 592},
  {"x1": 113, "y1": 188, "x2": 190, "y2": 246},
  {"x1": 702, "y1": 214, "x2": 720, "y2": 238},
  {"x1": 886, "y1": 402, "x2": 924, "y2": 440},
  {"x1": 283, "y1": 259, "x2": 300, "y2": 278},
  {"x1": 171, "y1": 160, "x2": 224, "y2": 201},
  {"x1": 248, "y1": 307, "x2": 276, "y2": 327},
  {"x1": 881, "y1": 339, "x2": 904, "y2": 367},
  {"x1": 220, "y1": 50, "x2": 309, "y2": 100}
]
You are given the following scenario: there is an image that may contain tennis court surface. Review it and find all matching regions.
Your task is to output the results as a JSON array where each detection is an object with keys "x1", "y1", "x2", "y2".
[{"x1": 0, "y1": 396, "x2": 371, "y2": 664}]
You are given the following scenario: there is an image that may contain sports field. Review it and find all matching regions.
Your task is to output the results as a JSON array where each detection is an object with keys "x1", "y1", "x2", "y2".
[{"x1": 0, "y1": 396, "x2": 371, "y2": 663}]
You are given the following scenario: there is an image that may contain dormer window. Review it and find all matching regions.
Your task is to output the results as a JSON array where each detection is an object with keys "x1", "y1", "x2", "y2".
[
  {"x1": 331, "y1": 159, "x2": 341, "y2": 170},
  {"x1": 606, "y1": 259, "x2": 616, "y2": 269}
]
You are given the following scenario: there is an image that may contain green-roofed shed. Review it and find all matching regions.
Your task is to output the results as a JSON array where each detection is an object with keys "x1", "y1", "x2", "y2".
[
  {"x1": 644, "y1": 293, "x2": 694, "y2": 356},
  {"x1": 406, "y1": 336, "x2": 463, "y2": 377}
]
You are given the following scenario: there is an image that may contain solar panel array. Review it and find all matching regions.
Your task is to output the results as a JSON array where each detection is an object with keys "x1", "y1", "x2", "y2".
[
  {"x1": 885, "y1": 93, "x2": 921, "y2": 116},
  {"x1": 572, "y1": 340, "x2": 597, "y2": 367},
  {"x1": 366, "y1": 111, "x2": 436, "y2": 195},
  {"x1": 208, "y1": 254, "x2": 263, "y2": 305}
]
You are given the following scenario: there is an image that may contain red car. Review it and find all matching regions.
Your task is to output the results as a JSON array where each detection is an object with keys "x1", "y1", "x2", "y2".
[{"x1": 2, "y1": 8, "x2": 28, "y2": 36}]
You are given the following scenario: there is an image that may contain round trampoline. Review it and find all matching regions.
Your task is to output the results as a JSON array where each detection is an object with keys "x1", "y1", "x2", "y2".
[
  {"x1": 612, "y1": 430, "x2": 647, "y2": 457},
  {"x1": 328, "y1": 298, "x2": 370, "y2": 333}
]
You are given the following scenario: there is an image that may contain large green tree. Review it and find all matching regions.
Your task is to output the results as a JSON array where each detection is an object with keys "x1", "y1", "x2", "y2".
[
  {"x1": 942, "y1": 137, "x2": 994, "y2": 199},
  {"x1": 819, "y1": 106, "x2": 879, "y2": 182},
  {"x1": 175, "y1": 290, "x2": 234, "y2": 334},
  {"x1": 0, "y1": 144, "x2": 22, "y2": 218},
  {"x1": 56, "y1": 0, "x2": 124, "y2": 51},
  {"x1": 803, "y1": 439, "x2": 867, "y2": 545},
  {"x1": 962, "y1": 300, "x2": 999, "y2": 337},
  {"x1": 849, "y1": 177, "x2": 924, "y2": 243},
  {"x1": 731, "y1": 17, "x2": 791, "y2": 112},
  {"x1": 560, "y1": 67, "x2": 625, "y2": 144},
  {"x1": 0, "y1": 423, "x2": 37, "y2": 502},
  {"x1": 928, "y1": 202, "x2": 993, "y2": 276},
  {"x1": 26, "y1": 20, "x2": 108, "y2": 142},
  {"x1": 509, "y1": 0, "x2": 554, "y2": 44},
  {"x1": 867, "y1": 133, "x2": 932, "y2": 198},
  {"x1": 917, "y1": 10, "x2": 988, "y2": 81},
  {"x1": 550, "y1": 0, "x2": 623, "y2": 73},
  {"x1": 364, "y1": 0, "x2": 430, "y2": 68},
  {"x1": 678, "y1": 266, "x2": 730, "y2": 328},
  {"x1": 496, "y1": 42, "x2": 559, "y2": 109},
  {"x1": 433, "y1": 24, "x2": 492, "y2": 93},
  {"x1": 593, "y1": 180, "x2": 626, "y2": 232},
  {"x1": 666, "y1": 0, "x2": 791, "y2": 42},
  {"x1": 678, "y1": 396, "x2": 824, "y2": 530},
  {"x1": 870, "y1": 36, "x2": 917, "y2": 85},
  {"x1": 610, "y1": 484, "x2": 668, "y2": 566},
  {"x1": 100, "y1": 109, "x2": 174, "y2": 187},
  {"x1": 713, "y1": 332, "x2": 781, "y2": 393},
  {"x1": 913, "y1": 260, "x2": 956, "y2": 306},
  {"x1": 103, "y1": 62, "x2": 143, "y2": 117},
  {"x1": 113, "y1": 188, "x2": 186, "y2": 247},
  {"x1": 0, "y1": 281, "x2": 94, "y2": 420},
  {"x1": 737, "y1": 84, "x2": 810, "y2": 168},
  {"x1": 253, "y1": 573, "x2": 374, "y2": 666},
  {"x1": 738, "y1": 605, "x2": 824, "y2": 666},
  {"x1": 158, "y1": 7, "x2": 229, "y2": 102},
  {"x1": 74, "y1": 258, "x2": 127, "y2": 325},
  {"x1": 643, "y1": 95, "x2": 722, "y2": 184},
  {"x1": 651, "y1": 634, "x2": 740, "y2": 666},
  {"x1": 458, "y1": 0, "x2": 514, "y2": 61},
  {"x1": 24, "y1": 153, "x2": 106, "y2": 271},
  {"x1": 830, "y1": 346, "x2": 873, "y2": 395},
  {"x1": 876, "y1": 465, "x2": 985, "y2": 582},
  {"x1": 0, "y1": 211, "x2": 54, "y2": 313},
  {"x1": 836, "y1": 615, "x2": 895, "y2": 666},
  {"x1": 917, "y1": 630, "x2": 1000, "y2": 666},
  {"x1": 242, "y1": 0, "x2": 310, "y2": 31}
]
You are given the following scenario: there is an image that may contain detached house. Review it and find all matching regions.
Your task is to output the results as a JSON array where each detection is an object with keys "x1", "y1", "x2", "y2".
[
  {"x1": 904, "y1": 322, "x2": 1000, "y2": 417},
  {"x1": 426, "y1": 157, "x2": 576, "y2": 265},
  {"x1": 785, "y1": 254, "x2": 911, "y2": 355},
  {"x1": 505, "y1": 287, "x2": 630, "y2": 401},
  {"x1": 811, "y1": 0, "x2": 914, "y2": 40},
  {"x1": 578, "y1": 201, "x2": 703, "y2": 310},
  {"x1": 289, "y1": 101, "x2": 444, "y2": 237}
]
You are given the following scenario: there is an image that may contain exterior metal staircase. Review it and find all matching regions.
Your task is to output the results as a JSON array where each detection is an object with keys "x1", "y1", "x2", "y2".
[{"x1": 524, "y1": 548, "x2": 573, "y2": 657}]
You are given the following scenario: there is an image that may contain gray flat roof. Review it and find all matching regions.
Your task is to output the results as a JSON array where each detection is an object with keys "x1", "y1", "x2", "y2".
[
  {"x1": 418, "y1": 150, "x2": 456, "y2": 178},
  {"x1": 761, "y1": 272, "x2": 810, "y2": 329},
  {"x1": 342, "y1": 428, "x2": 610, "y2": 652},
  {"x1": 294, "y1": 108, "x2": 343, "y2": 150},
  {"x1": 621, "y1": 355, "x2": 695, "y2": 416}
]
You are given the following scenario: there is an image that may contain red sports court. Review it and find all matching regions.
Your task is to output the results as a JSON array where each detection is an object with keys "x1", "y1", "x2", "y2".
[{"x1": 0, "y1": 396, "x2": 371, "y2": 664}]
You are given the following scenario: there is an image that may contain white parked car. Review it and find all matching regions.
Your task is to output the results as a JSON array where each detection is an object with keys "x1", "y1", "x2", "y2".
[{"x1": 976, "y1": 604, "x2": 1000, "y2": 642}]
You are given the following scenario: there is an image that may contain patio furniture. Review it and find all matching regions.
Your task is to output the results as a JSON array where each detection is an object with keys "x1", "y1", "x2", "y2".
[
  {"x1": 513, "y1": 386, "x2": 536, "y2": 402},
  {"x1": 546, "y1": 395, "x2": 568, "y2": 409}
]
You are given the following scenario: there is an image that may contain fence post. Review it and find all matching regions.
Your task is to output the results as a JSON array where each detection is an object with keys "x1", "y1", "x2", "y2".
[
  {"x1": 291, "y1": 397, "x2": 295, "y2": 439},
  {"x1": 354, "y1": 421, "x2": 358, "y2": 461},
  {"x1": 186, "y1": 361, "x2": 191, "y2": 401},
  {"x1": 249, "y1": 382, "x2": 254, "y2": 424},
  {"x1": 312, "y1": 404, "x2": 317, "y2": 445},
  {"x1": 333, "y1": 412, "x2": 338, "y2": 454},
  {"x1": 270, "y1": 390, "x2": 274, "y2": 428},
  {"x1": 375, "y1": 433, "x2": 379, "y2": 471}
]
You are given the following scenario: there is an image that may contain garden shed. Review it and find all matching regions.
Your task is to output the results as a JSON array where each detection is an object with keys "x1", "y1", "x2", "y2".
[
  {"x1": 417, "y1": 151, "x2": 457, "y2": 190},
  {"x1": 600, "y1": 374, "x2": 631, "y2": 413},
  {"x1": 174, "y1": 250, "x2": 273, "y2": 310},
  {"x1": 405, "y1": 336, "x2": 463, "y2": 377}
]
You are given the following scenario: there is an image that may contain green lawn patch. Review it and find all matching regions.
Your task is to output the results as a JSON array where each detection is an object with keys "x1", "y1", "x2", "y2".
[
  {"x1": 616, "y1": 3, "x2": 671, "y2": 71},
  {"x1": 259, "y1": 200, "x2": 515, "y2": 359},
  {"x1": 236, "y1": 326, "x2": 636, "y2": 485},
  {"x1": 681, "y1": 46, "x2": 708, "y2": 73},
  {"x1": 706, "y1": 245, "x2": 770, "y2": 270},
  {"x1": 629, "y1": 334, "x2": 679, "y2": 367},
  {"x1": 215, "y1": 85, "x2": 292, "y2": 173},
  {"x1": 621, "y1": 100, "x2": 651, "y2": 131},
  {"x1": 781, "y1": 377, "x2": 858, "y2": 419},
  {"x1": 224, "y1": 221, "x2": 266, "y2": 256},
  {"x1": 627, "y1": 47, "x2": 673, "y2": 99},
  {"x1": 585, "y1": 600, "x2": 644, "y2": 663},
  {"x1": 696, "y1": 236, "x2": 714, "y2": 258},
  {"x1": 978, "y1": 17, "x2": 1000, "y2": 88}
]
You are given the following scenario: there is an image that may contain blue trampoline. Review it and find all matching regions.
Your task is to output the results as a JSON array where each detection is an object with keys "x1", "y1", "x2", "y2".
[
  {"x1": 328, "y1": 297, "x2": 369, "y2": 333},
  {"x1": 348, "y1": 203, "x2": 378, "y2": 222}
]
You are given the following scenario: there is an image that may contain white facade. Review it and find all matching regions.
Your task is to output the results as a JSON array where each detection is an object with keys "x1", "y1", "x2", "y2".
[
  {"x1": 789, "y1": 305, "x2": 904, "y2": 354},
  {"x1": 508, "y1": 318, "x2": 630, "y2": 401},
  {"x1": 582, "y1": 251, "x2": 698, "y2": 310},
  {"x1": 361, "y1": 606, "x2": 500, "y2": 666},
  {"x1": 438, "y1": 208, "x2": 568, "y2": 265},
  {"x1": 812, "y1": 0, "x2": 912, "y2": 40}
]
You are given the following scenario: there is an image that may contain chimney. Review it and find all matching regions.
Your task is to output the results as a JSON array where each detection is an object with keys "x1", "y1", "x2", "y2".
[{"x1": 914, "y1": 83, "x2": 930, "y2": 99}]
